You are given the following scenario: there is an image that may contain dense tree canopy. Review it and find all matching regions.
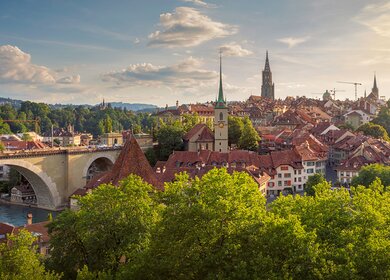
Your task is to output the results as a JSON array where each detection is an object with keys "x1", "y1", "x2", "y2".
[
  {"x1": 0, "y1": 101, "x2": 156, "y2": 137},
  {"x1": 357, "y1": 122, "x2": 389, "y2": 141},
  {"x1": 4, "y1": 167, "x2": 390, "y2": 279},
  {"x1": 238, "y1": 117, "x2": 261, "y2": 151},
  {"x1": 304, "y1": 173, "x2": 326, "y2": 196},
  {"x1": 228, "y1": 116, "x2": 244, "y2": 146},
  {"x1": 47, "y1": 175, "x2": 160, "y2": 279},
  {"x1": 156, "y1": 122, "x2": 184, "y2": 160},
  {"x1": 372, "y1": 101, "x2": 390, "y2": 136},
  {"x1": 351, "y1": 163, "x2": 390, "y2": 188},
  {"x1": 0, "y1": 229, "x2": 60, "y2": 279}
]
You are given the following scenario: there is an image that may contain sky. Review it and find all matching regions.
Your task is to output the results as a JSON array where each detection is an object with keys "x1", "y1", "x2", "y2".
[{"x1": 0, "y1": 0, "x2": 389, "y2": 106}]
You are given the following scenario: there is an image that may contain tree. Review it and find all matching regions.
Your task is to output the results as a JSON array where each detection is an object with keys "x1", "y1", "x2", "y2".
[
  {"x1": 228, "y1": 116, "x2": 244, "y2": 146},
  {"x1": 304, "y1": 173, "x2": 327, "y2": 196},
  {"x1": 238, "y1": 117, "x2": 260, "y2": 151},
  {"x1": 21, "y1": 133, "x2": 33, "y2": 141},
  {"x1": 47, "y1": 175, "x2": 159, "y2": 278},
  {"x1": 372, "y1": 105, "x2": 390, "y2": 135},
  {"x1": 351, "y1": 163, "x2": 390, "y2": 188},
  {"x1": 0, "y1": 229, "x2": 61, "y2": 279},
  {"x1": 0, "y1": 141, "x2": 4, "y2": 152},
  {"x1": 357, "y1": 122, "x2": 389, "y2": 141},
  {"x1": 156, "y1": 124, "x2": 184, "y2": 160},
  {"x1": 129, "y1": 169, "x2": 267, "y2": 279},
  {"x1": 145, "y1": 148, "x2": 157, "y2": 167},
  {"x1": 0, "y1": 119, "x2": 11, "y2": 134}
]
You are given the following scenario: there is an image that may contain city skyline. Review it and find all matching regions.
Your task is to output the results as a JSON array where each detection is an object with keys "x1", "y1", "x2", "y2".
[{"x1": 0, "y1": 0, "x2": 389, "y2": 106}]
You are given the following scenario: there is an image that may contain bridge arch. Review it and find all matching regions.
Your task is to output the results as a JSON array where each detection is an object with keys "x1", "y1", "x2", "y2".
[
  {"x1": 1, "y1": 159, "x2": 61, "y2": 210},
  {"x1": 83, "y1": 154, "x2": 116, "y2": 182}
]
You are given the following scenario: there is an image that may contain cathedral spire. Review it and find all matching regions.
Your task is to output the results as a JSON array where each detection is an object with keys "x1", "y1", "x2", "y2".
[
  {"x1": 264, "y1": 50, "x2": 270, "y2": 72},
  {"x1": 373, "y1": 73, "x2": 378, "y2": 91}
]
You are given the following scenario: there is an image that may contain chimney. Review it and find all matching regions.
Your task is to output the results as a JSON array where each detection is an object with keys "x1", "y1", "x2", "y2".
[
  {"x1": 176, "y1": 100, "x2": 179, "y2": 108},
  {"x1": 27, "y1": 213, "x2": 33, "y2": 225}
]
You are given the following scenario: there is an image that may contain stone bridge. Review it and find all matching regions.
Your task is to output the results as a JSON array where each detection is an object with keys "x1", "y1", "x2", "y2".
[{"x1": 0, "y1": 147, "x2": 121, "y2": 210}]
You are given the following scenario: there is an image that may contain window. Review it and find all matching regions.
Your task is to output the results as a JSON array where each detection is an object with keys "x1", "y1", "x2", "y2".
[
  {"x1": 219, "y1": 112, "x2": 223, "y2": 121},
  {"x1": 307, "y1": 169, "x2": 314, "y2": 174},
  {"x1": 284, "y1": 173, "x2": 291, "y2": 178},
  {"x1": 284, "y1": 180, "x2": 291, "y2": 186},
  {"x1": 278, "y1": 181, "x2": 282, "y2": 187},
  {"x1": 281, "y1": 166, "x2": 288, "y2": 171},
  {"x1": 278, "y1": 174, "x2": 282, "y2": 178},
  {"x1": 307, "y1": 162, "x2": 315, "y2": 166}
]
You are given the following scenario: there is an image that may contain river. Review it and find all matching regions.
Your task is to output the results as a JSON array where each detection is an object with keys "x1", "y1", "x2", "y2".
[{"x1": 0, "y1": 202, "x2": 58, "y2": 226}]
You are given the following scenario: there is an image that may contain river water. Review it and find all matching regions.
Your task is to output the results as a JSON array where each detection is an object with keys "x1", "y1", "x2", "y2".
[{"x1": 0, "y1": 202, "x2": 58, "y2": 226}]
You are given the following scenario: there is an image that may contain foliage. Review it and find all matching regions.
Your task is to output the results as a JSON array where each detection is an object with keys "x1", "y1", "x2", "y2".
[
  {"x1": 372, "y1": 102, "x2": 390, "y2": 136},
  {"x1": 47, "y1": 175, "x2": 160, "y2": 278},
  {"x1": 156, "y1": 123, "x2": 184, "y2": 160},
  {"x1": 338, "y1": 122, "x2": 355, "y2": 131},
  {"x1": 351, "y1": 163, "x2": 390, "y2": 188},
  {"x1": 21, "y1": 133, "x2": 33, "y2": 141},
  {"x1": 357, "y1": 122, "x2": 389, "y2": 141},
  {"x1": 228, "y1": 116, "x2": 244, "y2": 146},
  {"x1": 0, "y1": 141, "x2": 4, "y2": 152},
  {"x1": 127, "y1": 169, "x2": 267, "y2": 279},
  {"x1": 0, "y1": 229, "x2": 61, "y2": 279},
  {"x1": 304, "y1": 173, "x2": 327, "y2": 196},
  {"x1": 0, "y1": 101, "x2": 156, "y2": 137},
  {"x1": 145, "y1": 148, "x2": 157, "y2": 167},
  {"x1": 238, "y1": 117, "x2": 260, "y2": 151}
]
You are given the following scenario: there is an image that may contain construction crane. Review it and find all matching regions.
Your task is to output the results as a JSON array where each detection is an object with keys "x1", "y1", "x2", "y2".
[
  {"x1": 2, "y1": 119, "x2": 40, "y2": 133},
  {"x1": 337, "y1": 81, "x2": 362, "y2": 101},
  {"x1": 329, "y1": 88, "x2": 345, "y2": 100}
]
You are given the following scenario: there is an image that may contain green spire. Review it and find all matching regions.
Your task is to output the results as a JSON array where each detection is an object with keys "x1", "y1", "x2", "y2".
[{"x1": 216, "y1": 50, "x2": 226, "y2": 108}]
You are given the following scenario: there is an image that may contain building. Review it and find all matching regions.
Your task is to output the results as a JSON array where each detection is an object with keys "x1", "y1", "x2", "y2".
[
  {"x1": 42, "y1": 125, "x2": 81, "y2": 146},
  {"x1": 261, "y1": 51, "x2": 275, "y2": 100},
  {"x1": 183, "y1": 123, "x2": 214, "y2": 152},
  {"x1": 344, "y1": 110, "x2": 373, "y2": 129},
  {"x1": 100, "y1": 132, "x2": 123, "y2": 146},
  {"x1": 214, "y1": 53, "x2": 229, "y2": 153}
]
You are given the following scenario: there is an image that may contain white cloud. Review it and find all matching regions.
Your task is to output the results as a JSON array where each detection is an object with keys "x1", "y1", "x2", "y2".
[
  {"x1": 0, "y1": 45, "x2": 81, "y2": 85},
  {"x1": 0, "y1": 45, "x2": 56, "y2": 84},
  {"x1": 133, "y1": 37, "x2": 140, "y2": 44},
  {"x1": 355, "y1": 2, "x2": 390, "y2": 37},
  {"x1": 180, "y1": 0, "x2": 216, "y2": 8},
  {"x1": 101, "y1": 56, "x2": 218, "y2": 88},
  {"x1": 56, "y1": 74, "x2": 81, "y2": 84},
  {"x1": 220, "y1": 42, "x2": 253, "y2": 57},
  {"x1": 277, "y1": 36, "x2": 310, "y2": 48},
  {"x1": 148, "y1": 7, "x2": 237, "y2": 48}
]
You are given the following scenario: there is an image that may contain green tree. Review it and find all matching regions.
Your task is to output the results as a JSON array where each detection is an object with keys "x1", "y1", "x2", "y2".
[
  {"x1": 304, "y1": 173, "x2": 327, "y2": 196},
  {"x1": 145, "y1": 148, "x2": 157, "y2": 167},
  {"x1": 21, "y1": 133, "x2": 33, "y2": 141},
  {"x1": 0, "y1": 229, "x2": 61, "y2": 279},
  {"x1": 48, "y1": 175, "x2": 159, "y2": 278},
  {"x1": 156, "y1": 123, "x2": 184, "y2": 160},
  {"x1": 357, "y1": 122, "x2": 389, "y2": 140},
  {"x1": 129, "y1": 169, "x2": 267, "y2": 279},
  {"x1": 0, "y1": 141, "x2": 4, "y2": 152},
  {"x1": 228, "y1": 116, "x2": 244, "y2": 146},
  {"x1": 351, "y1": 163, "x2": 390, "y2": 188},
  {"x1": 238, "y1": 117, "x2": 260, "y2": 151},
  {"x1": 104, "y1": 115, "x2": 113, "y2": 133},
  {"x1": 0, "y1": 119, "x2": 11, "y2": 134}
]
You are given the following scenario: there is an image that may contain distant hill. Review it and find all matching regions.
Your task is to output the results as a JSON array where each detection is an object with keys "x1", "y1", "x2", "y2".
[
  {"x1": 0, "y1": 96, "x2": 158, "y2": 112},
  {"x1": 109, "y1": 102, "x2": 158, "y2": 112},
  {"x1": 0, "y1": 97, "x2": 23, "y2": 108}
]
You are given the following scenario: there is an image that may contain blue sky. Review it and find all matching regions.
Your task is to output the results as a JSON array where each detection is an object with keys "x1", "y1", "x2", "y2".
[{"x1": 0, "y1": 0, "x2": 389, "y2": 106}]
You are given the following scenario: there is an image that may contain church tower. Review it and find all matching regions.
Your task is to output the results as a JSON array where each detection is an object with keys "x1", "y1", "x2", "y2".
[
  {"x1": 261, "y1": 51, "x2": 275, "y2": 100},
  {"x1": 214, "y1": 51, "x2": 228, "y2": 153}
]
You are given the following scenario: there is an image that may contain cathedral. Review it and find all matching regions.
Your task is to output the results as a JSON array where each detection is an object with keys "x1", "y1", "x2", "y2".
[{"x1": 261, "y1": 51, "x2": 275, "y2": 100}]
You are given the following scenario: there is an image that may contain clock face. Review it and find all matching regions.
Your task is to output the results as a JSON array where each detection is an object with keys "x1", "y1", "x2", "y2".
[{"x1": 219, "y1": 123, "x2": 224, "y2": 128}]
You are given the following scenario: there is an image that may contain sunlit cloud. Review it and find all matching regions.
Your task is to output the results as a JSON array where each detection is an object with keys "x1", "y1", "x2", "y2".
[
  {"x1": 148, "y1": 7, "x2": 237, "y2": 48},
  {"x1": 277, "y1": 36, "x2": 310, "y2": 48},
  {"x1": 220, "y1": 42, "x2": 253, "y2": 57},
  {"x1": 355, "y1": 1, "x2": 390, "y2": 37}
]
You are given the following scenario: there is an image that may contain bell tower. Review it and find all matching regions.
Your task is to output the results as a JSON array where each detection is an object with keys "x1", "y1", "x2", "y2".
[{"x1": 214, "y1": 51, "x2": 228, "y2": 153}]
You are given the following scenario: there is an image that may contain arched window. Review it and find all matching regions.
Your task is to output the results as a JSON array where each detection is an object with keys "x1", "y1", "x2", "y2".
[{"x1": 219, "y1": 112, "x2": 223, "y2": 121}]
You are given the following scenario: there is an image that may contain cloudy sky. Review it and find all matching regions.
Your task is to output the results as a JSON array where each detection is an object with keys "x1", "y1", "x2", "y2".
[{"x1": 0, "y1": 0, "x2": 389, "y2": 106}]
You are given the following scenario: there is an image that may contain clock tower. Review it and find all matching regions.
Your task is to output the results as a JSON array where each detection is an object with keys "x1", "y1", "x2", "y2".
[{"x1": 214, "y1": 51, "x2": 228, "y2": 153}]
